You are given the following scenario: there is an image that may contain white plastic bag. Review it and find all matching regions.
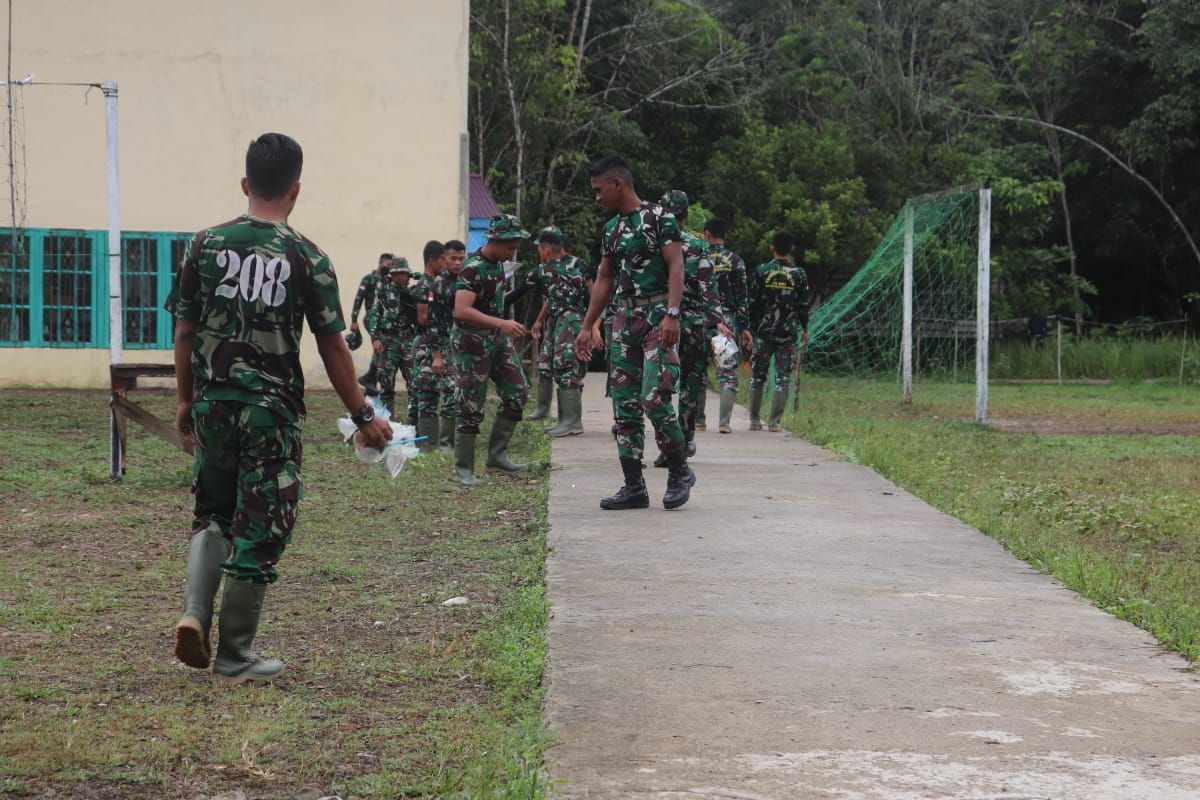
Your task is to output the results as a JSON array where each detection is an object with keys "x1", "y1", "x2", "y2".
[
  {"x1": 711, "y1": 332, "x2": 740, "y2": 369},
  {"x1": 338, "y1": 416, "x2": 419, "y2": 477}
]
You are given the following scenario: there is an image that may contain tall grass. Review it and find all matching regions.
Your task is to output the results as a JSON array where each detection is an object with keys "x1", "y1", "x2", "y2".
[{"x1": 991, "y1": 335, "x2": 1195, "y2": 382}]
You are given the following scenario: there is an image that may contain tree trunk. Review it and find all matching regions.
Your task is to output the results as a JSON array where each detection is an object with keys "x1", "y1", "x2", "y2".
[{"x1": 501, "y1": 0, "x2": 524, "y2": 216}]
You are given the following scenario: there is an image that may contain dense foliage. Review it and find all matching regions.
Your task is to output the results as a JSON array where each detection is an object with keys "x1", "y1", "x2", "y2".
[{"x1": 470, "y1": 0, "x2": 1200, "y2": 323}]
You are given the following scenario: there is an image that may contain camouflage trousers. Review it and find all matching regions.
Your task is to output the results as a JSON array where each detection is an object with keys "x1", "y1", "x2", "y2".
[
  {"x1": 677, "y1": 317, "x2": 709, "y2": 440},
  {"x1": 378, "y1": 334, "x2": 415, "y2": 421},
  {"x1": 715, "y1": 325, "x2": 743, "y2": 391},
  {"x1": 411, "y1": 334, "x2": 447, "y2": 419},
  {"x1": 750, "y1": 335, "x2": 799, "y2": 392},
  {"x1": 190, "y1": 400, "x2": 302, "y2": 584},
  {"x1": 439, "y1": 345, "x2": 458, "y2": 420},
  {"x1": 549, "y1": 310, "x2": 587, "y2": 391},
  {"x1": 609, "y1": 305, "x2": 685, "y2": 462},
  {"x1": 534, "y1": 321, "x2": 552, "y2": 383},
  {"x1": 452, "y1": 325, "x2": 529, "y2": 434}
]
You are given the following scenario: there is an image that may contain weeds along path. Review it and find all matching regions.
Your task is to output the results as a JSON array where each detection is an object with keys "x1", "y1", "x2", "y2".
[{"x1": 543, "y1": 381, "x2": 1200, "y2": 800}]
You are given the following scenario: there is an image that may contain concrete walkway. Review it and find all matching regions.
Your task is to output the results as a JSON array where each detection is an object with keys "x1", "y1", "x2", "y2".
[{"x1": 543, "y1": 382, "x2": 1200, "y2": 799}]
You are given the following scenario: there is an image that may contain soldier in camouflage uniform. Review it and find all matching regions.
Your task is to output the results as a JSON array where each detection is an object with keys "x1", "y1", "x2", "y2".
[
  {"x1": 577, "y1": 155, "x2": 694, "y2": 510},
  {"x1": 451, "y1": 215, "x2": 531, "y2": 485},
  {"x1": 434, "y1": 240, "x2": 467, "y2": 450},
  {"x1": 703, "y1": 217, "x2": 749, "y2": 433},
  {"x1": 747, "y1": 230, "x2": 811, "y2": 432},
  {"x1": 367, "y1": 258, "x2": 418, "y2": 422},
  {"x1": 168, "y1": 133, "x2": 391, "y2": 682},
  {"x1": 350, "y1": 252, "x2": 393, "y2": 394},
  {"x1": 409, "y1": 241, "x2": 446, "y2": 450},
  {"x1": 656, "y1": 191, "x2": 732, "y2": 467},
  {"x1": 529, "y1": 227, "x2": 594, "y2": 437}
]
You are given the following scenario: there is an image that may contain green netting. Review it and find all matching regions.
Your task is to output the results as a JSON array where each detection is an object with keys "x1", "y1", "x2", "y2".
[{"x1": 799, "y1": 188, "x2": 981, "y2": 382}]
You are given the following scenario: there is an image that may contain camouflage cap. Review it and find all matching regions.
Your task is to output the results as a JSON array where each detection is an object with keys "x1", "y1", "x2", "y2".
[
  {"x1": 344, "y1": 329, "x2": 363, "y2": 350},
  {"x1": 659, "y1": 189, "x2": 689, "y2": 215},
  {"x1": 487, "y1": 214, "x2": 531, "y2": 241},
  {"x1": 388, "y1": 257, "x2": 412, "y2": 275},
  {"x1": 538, "y1": 225, "x2": 564, "y2": 244}
]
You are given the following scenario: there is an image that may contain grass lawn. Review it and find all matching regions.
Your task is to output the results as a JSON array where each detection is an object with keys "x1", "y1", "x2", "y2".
[
  {"x1": 766, "y1": 376, "x2": 1200, "y2": 664},
  {"x1": 0, "y1": 389, "x2": 550, "y2": 799}
]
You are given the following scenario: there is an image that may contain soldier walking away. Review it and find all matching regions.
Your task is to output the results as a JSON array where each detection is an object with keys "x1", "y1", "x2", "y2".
[
  {"x1": 434, "y1": 240, "x2": 467, "y2": 450},
  {"x1": 656, "y1": 190, "x2": 732, "y2": 466},
  {"x1": 576, "y1": 155, "x2": 694, "y2": 511},
  {"x1": 410, "y1": 241, "x2": 446, "y2": 451},
  {"x1": 168, "y1": 132, "x2": 392, "y2": 682},
  {"x1": 746, "y1": 230, "x2": 810, "y2": 432},
  {"x1": 350, "y1": 252, "x2": 393, "y2": 394},
  {"x1": 452, "y1": 214, "x2": 532, "y2": 485},
  {"x1": 530, "y1": 227, "x2": 593, "y2": 437},
  {"x1": 703, "y1": 217, "x2": 749, "y2": 433},
  {"x1": 367, "y1": 258, "x2": 417, "y2": 422}
]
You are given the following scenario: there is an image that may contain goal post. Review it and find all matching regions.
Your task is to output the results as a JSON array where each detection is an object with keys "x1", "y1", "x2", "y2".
[{"x1": 802, "y1": 184, "x2": 992, "y2": 422}]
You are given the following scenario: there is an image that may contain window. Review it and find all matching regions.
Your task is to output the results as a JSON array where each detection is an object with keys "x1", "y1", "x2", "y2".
[
  {"x1": 42, "y1": 231, "x2": 100, "y2": 345},
  {"x1": 0, "y1": 227, "x2": 192, "y2": 348},
  {"x1": 0, "y1": 232, "x2": 30, "y2": 342}
]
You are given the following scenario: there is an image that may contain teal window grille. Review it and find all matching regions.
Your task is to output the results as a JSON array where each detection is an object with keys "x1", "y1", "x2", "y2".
[{"x1": 0, "y1": 227, "x2": 192, "y2": 348}]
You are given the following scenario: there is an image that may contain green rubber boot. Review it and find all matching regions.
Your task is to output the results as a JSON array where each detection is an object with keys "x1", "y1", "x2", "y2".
[
  {"x1": 748, "y1": 386, "x2": 764, "y2": 431},
  {"x1": 695, "y1": 386, "x2": 708, "y2": 431},
  {"x1": 438, "y1": 416, "x2": 455, "y2": 452},
  {"x1": 545, "y1": 388, "x2": 584, "y2": 437},
  {"x1": 174, "y1": 529, "x2": 230, "y2": 669},
  {"x1": 718, "y1": 387, "x2": 736, "y2": 434},
  {"x1": 416, "y1": 417, "x2": 439, "y2": 452},
  {"x1": 485, "y1": 416, "x2": 527, "y2": 472},
  {"x1": 453, "y1": 432, "x2": 481, "y2": 485},
  {"x1": 526, "y1": 379, "x2": 553, "y2": 421},
  {"x1": 212, "y1": 579, "x2": 284, "y2": 683},
  {"x1": 768, "y1": 390, "x2": 789, "y2": 432}
]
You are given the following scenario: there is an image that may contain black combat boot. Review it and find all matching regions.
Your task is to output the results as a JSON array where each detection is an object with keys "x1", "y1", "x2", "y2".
[
  {"x1": 600, "y1": 457, "x2": 650, "y2": 510},
  {"x1": 662, "y1": 450, "x2": 695, "y2": 510},
  {"x1": 358, "y1": 360, "x2": 378, "y2": 391}
]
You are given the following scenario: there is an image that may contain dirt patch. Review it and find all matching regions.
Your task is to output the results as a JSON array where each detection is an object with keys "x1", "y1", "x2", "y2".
[{"x1": 988, "y1": 417, "x2": 1200, "y2": 436}]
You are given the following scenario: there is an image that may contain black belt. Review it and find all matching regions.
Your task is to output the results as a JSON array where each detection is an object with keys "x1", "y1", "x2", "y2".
[{"x1": 617, "y1": 292, "x2": 668, "y2": 309}]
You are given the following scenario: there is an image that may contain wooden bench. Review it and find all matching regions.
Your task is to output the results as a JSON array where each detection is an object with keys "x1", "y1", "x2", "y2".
[{"x1": 109, "y1": 362, "x2": 193, "y2": 481}]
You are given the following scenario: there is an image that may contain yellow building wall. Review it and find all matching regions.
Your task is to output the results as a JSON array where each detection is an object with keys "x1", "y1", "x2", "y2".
[{"x1": 0, "y1": 0, "x2": 469, "y2": 388}]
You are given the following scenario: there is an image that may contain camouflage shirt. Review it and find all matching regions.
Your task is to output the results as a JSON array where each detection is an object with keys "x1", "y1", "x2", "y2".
[
  {"x1": 408, "y1": 273, "x2": 436, "y2": 330},
  {"x1": 680, "y1": 230, "x2": 724, "y2": 330},
  {"x1": 368, "y1": 280, "x2": 417, "y2": 338},
  {"x1": 429, "y1": 270, "x2": 458, "y2": 349},
  {"x1": 748, "y1": 257, "x2": 811, "y2": 342},
  {"x1": 708, "y1": 243, "x2": 748, "y2": 324},
  {"x1": 456, "y1": 252, "x2": 507, "y2": 322},
  {"x1": 351, "y1": 270, "x2": 385, "y2": 322},
  {"x1": 543, "y1": 254, "x2": 592, "y2": 318},
  {"x1": 602, "y1": 202, "x2": 682, "y2": 299},
  {"x1": 164, "y1": 214, "x2": 344, "y2": 422}
]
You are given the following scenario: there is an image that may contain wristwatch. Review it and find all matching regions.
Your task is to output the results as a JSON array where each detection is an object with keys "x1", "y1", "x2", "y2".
[
  {"x1": 350, "y1": 402, "x2": 375, "y2": 427},
  {"x1": 666, "y1": 307, "x2": 681, "y2": 319}
]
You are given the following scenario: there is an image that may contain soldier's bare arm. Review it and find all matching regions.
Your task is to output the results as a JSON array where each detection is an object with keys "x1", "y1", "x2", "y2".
[
  {"x1": 578, "y1": 256, "x2": 616, "y2": 358},
  {"x1": 532, "y1": 300, "x2": 548, "y2": 339},
  {"x1": 661, "y1": 241, "x2": 684, "y2": 349},
  {"x1": 315, "y1": 330, "x2": 392, "y2": 449},
  {"x1": 173, "y1": 318, "x2": 198, "y2": 448},
  {"x1": 455, "y1": 288, "x2": 526, "y2": 338}
]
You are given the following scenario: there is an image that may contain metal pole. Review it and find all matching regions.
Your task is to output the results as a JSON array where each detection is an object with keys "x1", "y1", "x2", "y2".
[
  {"x1": 975, "y1": 188, "x2": 991, "y2": 424},
  {"x1": 103, "y1": 80, "x2": 121, "y2": 365},
  {"x1": 902, "y1": 202, "x2": 913, "y2": 403},
  {"x1": 1056, "y1": 317, "x2": 1063, "y2": 385},
  {"x1": 1179, "y1": 315, "x2": 1189, "y2": 388}
]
